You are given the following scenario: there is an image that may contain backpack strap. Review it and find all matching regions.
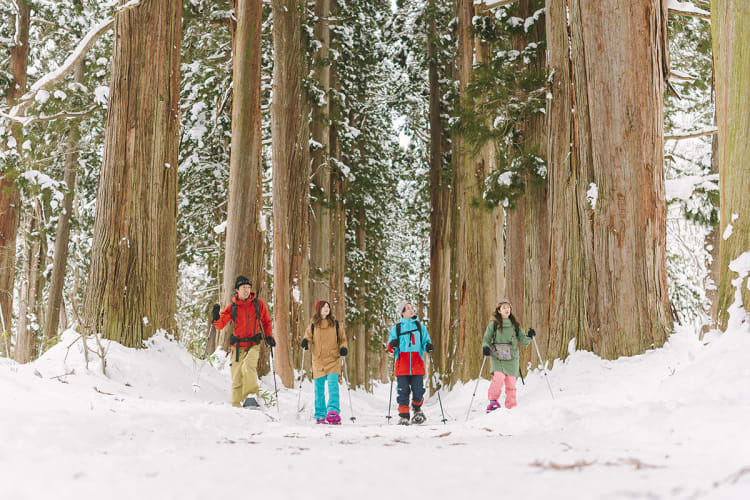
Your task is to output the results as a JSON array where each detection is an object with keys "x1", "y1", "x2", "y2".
[
  {"x1": 231, "y1": 302, "x2": 237, "y2": 324},
  {"x1": 335, "y1": 320, "x2": 339, "y2": 345},
  {"x1": 311, "y1": 322, "x2": 314, "y2": 343}
]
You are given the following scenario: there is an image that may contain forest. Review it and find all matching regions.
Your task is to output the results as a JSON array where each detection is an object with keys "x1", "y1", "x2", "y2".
[{"x1": 1, "y1": 0, "x2": 748, "y2": 391}]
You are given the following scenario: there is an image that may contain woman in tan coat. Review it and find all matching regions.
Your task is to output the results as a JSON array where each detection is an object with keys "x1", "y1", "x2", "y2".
[{"x1": 301, "y1": 300, "x2": 348, "y2": 424}]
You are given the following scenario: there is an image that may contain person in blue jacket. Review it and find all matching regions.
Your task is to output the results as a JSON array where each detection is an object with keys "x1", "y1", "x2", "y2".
[{"x1": 387, "y1": 300, "x2": 433, "y2": 425}]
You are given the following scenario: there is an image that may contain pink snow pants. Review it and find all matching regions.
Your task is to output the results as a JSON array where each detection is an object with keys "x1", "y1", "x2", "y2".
[{"x1": 488, "y1": 371, "x2": 517, "y2": 408}]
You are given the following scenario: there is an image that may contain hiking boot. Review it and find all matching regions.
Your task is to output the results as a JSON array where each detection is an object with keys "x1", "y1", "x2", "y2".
[
  {"x1": 242, "y1": 397, "x2": 260, "y2": 409},
  {"x1": 325, "y1": 410, "x2": 342, "y2": 425},
  {"x1": 411, "y1": 410, "x2": 426, "y2": 424},
  {"x1": 486, "y1": 400, "x2": 501, "y2": 413}
]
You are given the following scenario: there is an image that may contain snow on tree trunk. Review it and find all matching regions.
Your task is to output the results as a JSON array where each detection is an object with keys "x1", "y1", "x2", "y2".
[
  {"x1": 505, "y1": 0, "x2": 550, "y2": 366},
  {"x1": 0, "y1": 0, "x2": 30, "y2": 358},
  {"x1": 711, "y1": 0, "x2": 750, "y2": 329},
  {"x1": 271, "y1": 0, "x2": 311, "y2": 388},
  {"x1": 44, "y1": 61, "x2": 85, "y2": 348},
  {"x1": 545, "y1": 0, "x2": 672, "y2": 360},
  {"x1": 83, "y1": 0, "x2": 181, "y2": 347},
  {"x1": 220, "y1": 0, "x2": 266, "y2": 351},
  {"x1": 427, "y1": 0, "x2": 453, "y2": 383},
  {"x1": 452, "y1": 0, "x2": 501, "y2": 382},
  {"x1": 308, "y1": 0, "x2": 333, "y2": 324}
]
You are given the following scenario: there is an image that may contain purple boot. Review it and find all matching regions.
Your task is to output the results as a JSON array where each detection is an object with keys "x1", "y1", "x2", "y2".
[
  {"x1": 325, "y1": 410, "x2": 342, "y2": 425},
  {"x1": 486, "y1": 400, "x2": 501, "y2": 414}
]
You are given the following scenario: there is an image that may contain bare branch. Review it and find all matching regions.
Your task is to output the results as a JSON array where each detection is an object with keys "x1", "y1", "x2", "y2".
[
  {"x1": 0, "y1": 106, "x2": 98, "y2": 126},
  {"x1": 665, "y1": 127, "x2": 718, "y2": 141}
]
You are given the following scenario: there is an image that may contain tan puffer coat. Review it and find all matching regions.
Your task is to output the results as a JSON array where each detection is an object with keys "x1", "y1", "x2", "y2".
[{"x1": 303, "y1": 318, "x2": 348, "y2": 379}]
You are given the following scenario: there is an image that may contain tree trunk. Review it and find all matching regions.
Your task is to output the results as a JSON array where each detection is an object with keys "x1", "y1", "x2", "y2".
[
  {"x1": 711, "y1": 0, "x2": 750, "y2": 330},
  {"x1": 546, "y1": 0, "x2": 672, "y2": 360},
  {"x1": 0, "y1": 0, "x2": 30, "y2": 357},
  {"x1": 308, "y1": 0, "x2": 333, "y2": 321},
  {"x1": 452, "y1": 0, "x2": 501, "y2": 382},
  {"x1": 44, "y1": 61, "x2": 85, "y2": 348},
  {"x1": 427, "y1": 0, "x2": 453, "y2": 385},
  {"x1": 271, "y1": 0, "x2": 311, "y2": 388},
  {"x1": 505, "y1": 0, "x2": 549, "y2": 367},
  {"x1": 220, "y1": 0, "x2": 266, "y2": 350},
  {"x1": 83, "y1": 0, "x2": 181, "y2": 346},
  {"x1": 15, "y1": 201, "x2": 41, "y2": 363},
  {"x1": 705, "y1": 132, "x2": 721, "y2": 332}
]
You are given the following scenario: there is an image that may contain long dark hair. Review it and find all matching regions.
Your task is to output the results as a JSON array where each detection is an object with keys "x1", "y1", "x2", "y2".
[
  {"x1": 312, "y1": 301, "x2": 337, "y2": 327},
  {"x1": 493, "y1": 309, "x2": 519, "y2": 329}
]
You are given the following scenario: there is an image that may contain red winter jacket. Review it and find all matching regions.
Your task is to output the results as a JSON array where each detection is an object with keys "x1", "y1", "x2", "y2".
[{"x1": 213, "y1": 293, "x2": 273, "y2": 350}]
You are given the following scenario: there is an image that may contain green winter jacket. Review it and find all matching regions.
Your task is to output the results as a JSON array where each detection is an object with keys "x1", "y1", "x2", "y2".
[{"x1": 481, "y1": 319, "x2": 532, "y2": 376}]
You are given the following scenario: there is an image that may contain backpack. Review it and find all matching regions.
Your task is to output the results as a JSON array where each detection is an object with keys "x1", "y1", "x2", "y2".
[
  {"x1": 230, "y1": 297, "x2": 263, "y2": 361},
  {"x1": 395, "y1": 320, "x2": 422, "y2": 348}
]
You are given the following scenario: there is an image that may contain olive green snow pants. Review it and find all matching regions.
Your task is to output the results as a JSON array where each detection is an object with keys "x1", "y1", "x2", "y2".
[{"x1": 231, "y1": 345, "x2": 260, "y2": 407}]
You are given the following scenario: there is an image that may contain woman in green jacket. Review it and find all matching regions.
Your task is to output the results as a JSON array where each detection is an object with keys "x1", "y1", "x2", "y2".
[{"x1": 481, "y1": 298, "x2": 535, "y2": 412}]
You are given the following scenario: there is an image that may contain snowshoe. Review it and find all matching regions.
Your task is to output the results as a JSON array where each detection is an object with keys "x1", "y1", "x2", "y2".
[
  {"x1": 326, "y1": 410, "x2": 342, "y2": 425},
  {"x1": 398, "y1": 417, "x2": 410, "y2": 425},
  {"x1": 316, "y1": 418, "x2": 328, "y2": 425},
  {"x1": 486, "y1": 400, "x2": 501, "y2": 413},
  {"x1": 242, "y1": 397, "x2": 261, "y2": 409},
  {"x1": 411, "y1": 410, "x2": 426, "y2": 425}
]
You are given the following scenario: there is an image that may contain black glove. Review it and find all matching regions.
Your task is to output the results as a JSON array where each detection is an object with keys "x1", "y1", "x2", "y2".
[
  {"x1": 211, "y1": 303, "x2": 221, "y2": 322},
  {"x1": 389, "y1": 339, "x2": 399, "y2": 350},
  {"x1": 483, "y1": 346, "x2": 491, "y2": 356},
  {"x1": 301, "y1": 338, "x2": 309, "y2": 350},
  {"x1": 528, "y1": 328, "x2": 536, "y2": 338},
  {"x1": 250, "y1": 333, "x2": 262, "y2": 343},
  {"x1": 265, "y1": 336, "x2": 276, "y2": 347},
  {"x1": 425, "y1": 342, "x2": 434, "y2": 353},
  {"x1": 229, "y1": 334, "x2": 239, "y2": 344},
  {"x1": 339, "y1": 347, "x2": 348, "y2": 356}
]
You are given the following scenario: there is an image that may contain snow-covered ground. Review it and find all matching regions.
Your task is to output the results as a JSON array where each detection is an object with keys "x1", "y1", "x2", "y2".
[{"x1": 1, "y1": 325, "x2": 749, "y2": 500}]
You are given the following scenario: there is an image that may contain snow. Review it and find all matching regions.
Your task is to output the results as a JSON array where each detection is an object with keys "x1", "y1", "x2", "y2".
[
  {"x1": 665, "y1": 174, "x2": 719, "y2": 202},
  {"x1": 723, "y1": 223, "x2": 733, "y2": 240},
  {"x1": 2, "y1": 320, "x2": 749, "y2": 500},
  {"x1": 94, "y1": 86, "x2": 109, "y2": 106},
  {"x1": 586, "y1": 182, "x2": 598, "y2": 210},
  {"x1": 668, "y1": 0, "x2": 711, "y2": 17}
]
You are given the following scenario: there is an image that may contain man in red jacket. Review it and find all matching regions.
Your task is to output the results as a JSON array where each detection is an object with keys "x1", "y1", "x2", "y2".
[{"x1": 212, "y1": 275, "x2": 274, "y2": 408}]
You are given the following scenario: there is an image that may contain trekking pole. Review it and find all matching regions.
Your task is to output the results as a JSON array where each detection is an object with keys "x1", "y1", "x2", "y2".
[
  {"x1": 532, "y1": 337, "x2": 555, "y2": 400},
  {"x1": 296, "y1": 348, "x2": 306, "y2": 412},
  {"x1": 428, "y1": 353, "x2": 447, "y2": 424},
  {"x1": 465, "y1": 356, "x2": 487, "y2": 421},
  {"x1": 342, "y1": 357, "x2": 356, "y2": 423},
  {"x1": 270, "y1": 346, "x2": 280, "y2": 412},
  {"x1": 386, "y1": 352, "x2": 395, "y2": 423},
  {"x1": 192, "y1": 322, "x2": 216, "y2": 393}
]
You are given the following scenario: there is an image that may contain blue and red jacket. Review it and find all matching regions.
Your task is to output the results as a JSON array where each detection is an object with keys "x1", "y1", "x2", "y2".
[
  {"x1": 213, "y1": 293, "x2": 272, "y2": 350},
  {"x1": 387, "y1": 317, "x2": 432, "y2": 376}
]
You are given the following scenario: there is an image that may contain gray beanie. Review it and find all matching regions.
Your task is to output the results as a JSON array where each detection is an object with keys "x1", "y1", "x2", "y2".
[
  {"x1": 395, "y1": 300, "x2": 410, "y2": 318},
  {"x1": 496, "y1": 298, "x2": 511, "y2": 307}
]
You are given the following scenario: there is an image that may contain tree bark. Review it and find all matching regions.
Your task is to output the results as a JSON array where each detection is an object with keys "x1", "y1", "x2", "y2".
[
  {"x1": 711, "y1": 0, "x2": 750, "y2": 330},
  {"x1": 308, "y1": 0, "x2": 333, "y2": 320},
  {"x1": 220, "y1": 0, "x2": 266, "y2": 350},
  {"x1": 271, "y1": 0, "x2": 311, "y2": 388},
  {"x1": 427, "y1": 0, "x2": 453, "y2": 385},
  {"x1": 44, "y1": 61, "x2": 85, "y2": 348},
  {"x1": 546, "y1": 0, "x2": 673, "y2": 360},
  {"x1": 14, "y1": 201, "x2": 41, "y2": 363},
  {"x1": 0, "y1": 0, "x2": 30, "y2": 357},
  {"x1": 83, "y1": 0, "x2": 181, "y2": 346}
]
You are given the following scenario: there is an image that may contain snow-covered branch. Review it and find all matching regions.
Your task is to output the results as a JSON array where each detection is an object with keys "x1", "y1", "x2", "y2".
[
  {"x1": 475, "y1": 0, "x2": 516, "y2": 11},
  {"x1": 1, "y1": 106, "x2": 98, "y2": 126},
  {"x1": 665, "y1": 127, "x2": 718, "y2": 141},
  {"x1": 668, "y1": 0, "x2": 710, "y2": 21},
  {"x1": 5, "y1": 0, "x2": 142, "y2": 121}
]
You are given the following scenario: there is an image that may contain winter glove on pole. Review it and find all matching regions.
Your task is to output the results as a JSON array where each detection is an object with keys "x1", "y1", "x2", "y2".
[
  {"x1": 340, "y1": 347, "x2": 348, "y2": 356},
  {"x1": 425, "y1": 342, "x2": 433, "y2": 353},
  {"x1": 265, "y1": 336, "x2": 276, "y2": 348},
  {"x1": 211, "y1": 304, "x2": 221, "y2": 322},
  {"x1": 528, "y1": 328, "x2": 536, "y2": 338},
  {"x1": 301, "y1": 338, "x2": 309, "y2": 350},
  {"x1": 482, "y1": 346, "x2": 491, "y2": 356},
  {"x1": 389, "y1": 339, "x2": 399, "y2": 350}
]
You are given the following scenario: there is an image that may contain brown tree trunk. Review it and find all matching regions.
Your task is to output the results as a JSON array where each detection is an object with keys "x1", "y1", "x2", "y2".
[
  {"x1": 546, "y1": 0, "x2": 672, "y2": 360},
  {"x1": 711, "y1": 0, "x2": 750, "y2": 330},
  {"x1": 83, "y1": 0, "x2": 181, "y2": 346},
  {"x1": 271, "y1": 0, "x2": 311, "y2": 388},
  {"x1": 44, "y1": 61, "x2": 85, "y2": 348},
  {"x1": 427, "y1": 0, "x2": 453, "y2": 384},
  {"x1": 0, "y1": 0, "x2": 30, "y2": 357},
  {"x1": 15, "y1": 201, "x2": 41, "y2": 363},
  {"x1": 220, "y1": 0, "x2": 266, "y2": 350},
  {"x1": 308, "y1": 0, "x2": 333, "y2": 320},
  {"x1": 505, "y1": 0, "x2": 549, "y2": 367}
]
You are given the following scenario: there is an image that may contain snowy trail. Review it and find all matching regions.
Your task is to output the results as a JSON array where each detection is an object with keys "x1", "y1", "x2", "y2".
[{"x1": 1, "y1": 328, "x2": 749, "y2": 500}]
